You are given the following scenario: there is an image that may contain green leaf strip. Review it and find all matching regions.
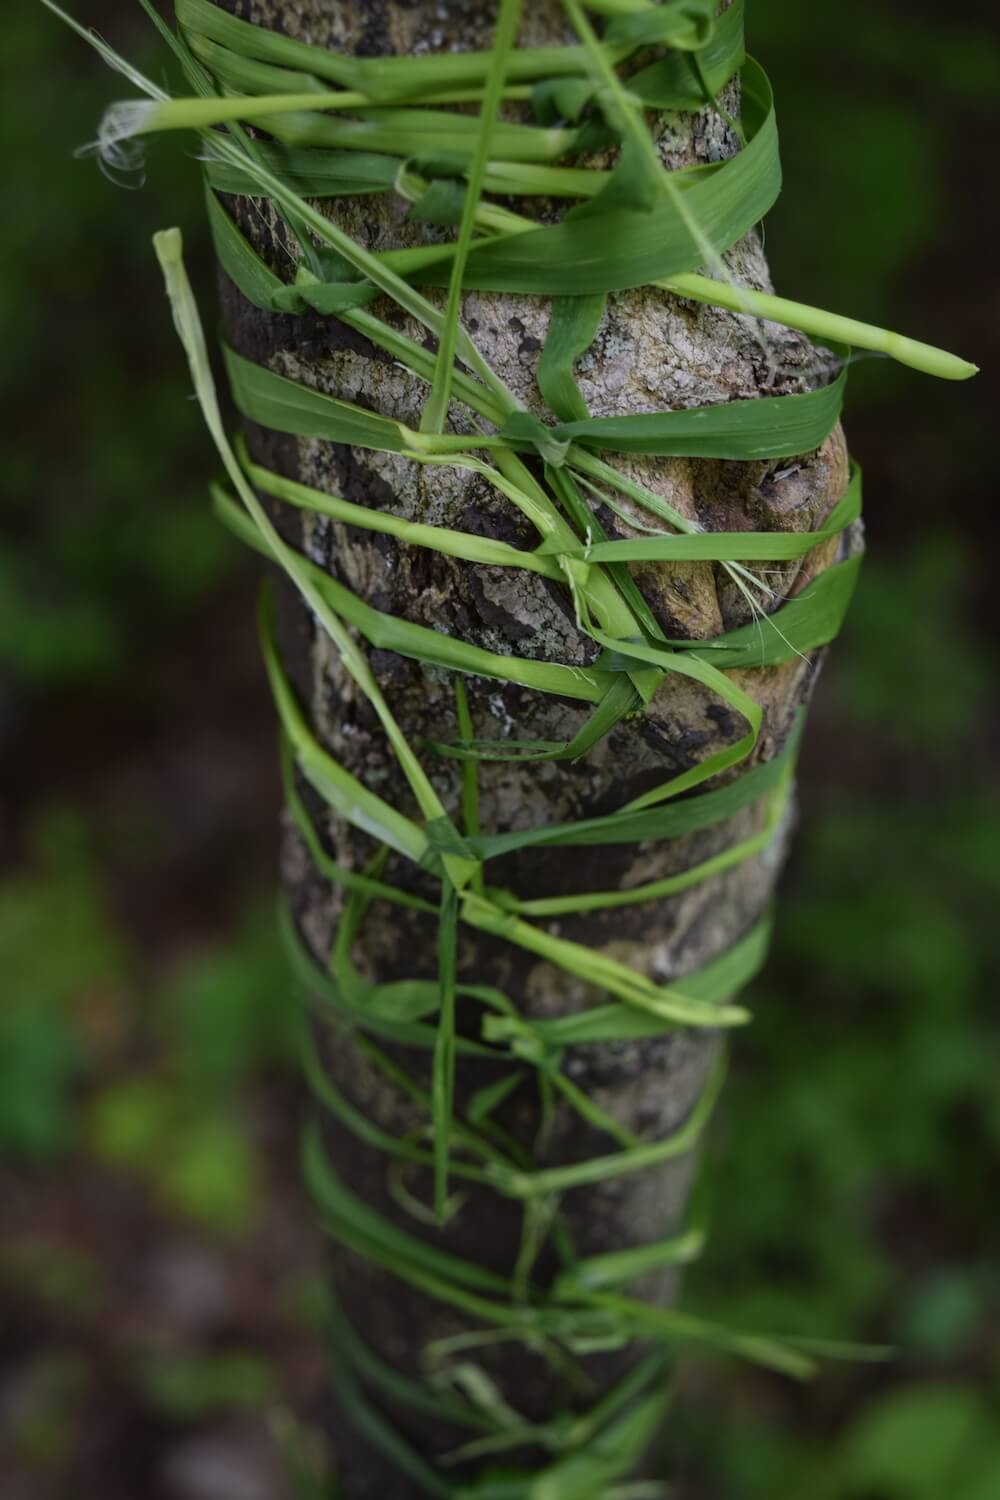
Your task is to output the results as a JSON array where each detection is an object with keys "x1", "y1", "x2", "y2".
[{"x1": 508, "y1": 365, "x2": 847, "y2": 463}]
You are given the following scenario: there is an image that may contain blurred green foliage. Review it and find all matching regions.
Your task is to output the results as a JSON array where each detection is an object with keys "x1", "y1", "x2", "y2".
[
  {"x1": 1, "y1": 5, "x2": 230, "y2": 687},
  {"x1": 831, "y1": 1384, "x2": 1000, "y2": 1500},
  {"x1": 89, "y1": 1075, "x2": 261, "y2": 1231},
  {"x1": 3, "y1": 806, "x2": 295, "y2": 1233},
  {"x1": 1, "y1": 1241, "x2": 106, "y2": 1321},
  {"x1": 751, "y1": 1, "x2": 996, "y2": 308},
  {"x1": 674, "y1": 1382, "x2": 1000, "y2": 1500},
  {"x1": 1, "y1": 811, "x2": 124, "y2": 1159},
  {"x1": 672, "y1": 537, "x2": 1000, "y2": 1495},
  {"x1": 2, "y1": 0, "x2": 997, "y2": 1496},
  {"x1": 4, "y1": 1353, "x2": 90, "y2": 1470},
  {"x1": 137, "y1": 1349, "x2": 278, "y2": 1421}
]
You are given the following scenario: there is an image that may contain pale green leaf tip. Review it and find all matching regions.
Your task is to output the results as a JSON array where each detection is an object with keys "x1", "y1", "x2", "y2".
[
  {"x1": 153, "y1": 226, "x2": 183, "y2": 264},
  {"x1": 916, "y1": 347, "x2": 979, "y2": 380}
]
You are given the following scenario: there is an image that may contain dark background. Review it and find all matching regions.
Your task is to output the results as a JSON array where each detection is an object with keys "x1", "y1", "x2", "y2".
[{"x1": 2, "y1": 3, "x2": 998, "y2": 1497}]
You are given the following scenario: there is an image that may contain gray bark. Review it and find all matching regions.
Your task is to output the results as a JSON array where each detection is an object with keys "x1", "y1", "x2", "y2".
[{"x1": 216, "y1": 2, "x2": 856, "y2": 1492}]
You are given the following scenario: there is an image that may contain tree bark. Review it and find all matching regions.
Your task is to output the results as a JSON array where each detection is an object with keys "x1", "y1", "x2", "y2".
[{"x1": 214, "y1": 2, "x2": 856, "y2": 1492}]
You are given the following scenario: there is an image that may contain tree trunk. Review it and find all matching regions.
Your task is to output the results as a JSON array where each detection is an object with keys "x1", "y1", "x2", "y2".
[{"x1": 214, "y1": 2, "x2": 854, "y2": 1492}]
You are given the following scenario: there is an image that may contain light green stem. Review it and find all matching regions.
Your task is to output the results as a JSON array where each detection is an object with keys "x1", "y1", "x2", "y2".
[{"x1": 661, "y1": 272, "x2": 978, "y2": 380}]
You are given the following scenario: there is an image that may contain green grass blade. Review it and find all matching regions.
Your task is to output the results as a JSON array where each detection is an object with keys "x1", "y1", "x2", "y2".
[
  {"x1": 421, "y1": 0, "x2": 521, "y2": 434},
  {"x1": 433, "y1": 884, "x2": 460, "y2": 1221}
]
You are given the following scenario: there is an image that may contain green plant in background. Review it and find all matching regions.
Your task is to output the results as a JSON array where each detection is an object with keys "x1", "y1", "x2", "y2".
[
  {"x1": 821, "y1": 1384, "x2": 1000, "y2": 1500},
  {"x1": 1, "y1": 7, "x2": 226, "y2": 690},
  {"x1": 137, "y1": 1348, "x2": 278, "y2": 1421},
  {"x1": 670, "y1": 1382, "x2": 1000, "y2": 1500},
  {"x1": 87, "y1": 901, "x2": 297, "y2": 1233},
  {"x1": 670, "y1": 540, "x2": 1000, "y2": 1496},
  {"x1": 22, "y1": 0, "x2": 995, "y2": 1496},
  {"x1": 0, "y1": 810, "x2": 301, "y2": 1483},
  {"x1": 2, "y1": 801, "x2": 293, "y2": 1231},
  {"x1": 1, "y1": 810, "x2": 125, "y2": 1160},
  {"x1": 3, "y1": 1353, "x2": 90, "y2": 1472}
]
